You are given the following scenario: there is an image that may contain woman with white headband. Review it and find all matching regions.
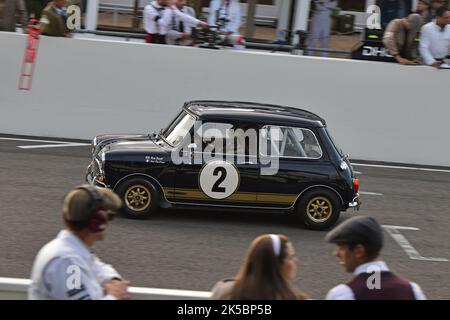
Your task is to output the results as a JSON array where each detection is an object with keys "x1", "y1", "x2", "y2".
[{"x1": 211, "y1": 234, "x2": 307, "y2": 300}]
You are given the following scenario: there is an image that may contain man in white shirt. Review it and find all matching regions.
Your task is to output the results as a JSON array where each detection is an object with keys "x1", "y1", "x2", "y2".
[
  {"x1": 166, "y1": 0, "x2": 196, "y2": 45},
  {"x1": 144, "y1": 0, "x2": 207, "y2": 44},
  {"x1": 208, "y1": 0, "x2": 241, "y2": 35},
  {"x1": 419, "y1": 7, "x2": 450, "y2": 68},
  {"x1": 325, "y1": 216, "x2": 426, "y2": 300},
  {"x1": 29, "y1": 185, "x2": 129, "y2": 300}
]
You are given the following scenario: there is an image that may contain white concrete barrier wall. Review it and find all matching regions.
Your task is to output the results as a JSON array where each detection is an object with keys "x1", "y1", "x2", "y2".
[
  {"x1": 0, "y1": 277, "x2": 211, "y2": 300},
  {"x1": 1, "y1": 32, "x2": 449, "y2": 166}
]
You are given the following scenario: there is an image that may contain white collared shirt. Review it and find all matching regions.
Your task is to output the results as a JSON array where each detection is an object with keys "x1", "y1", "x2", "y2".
[
  {"x1": 419, "y1": 21, "x2": 450, "y2": 65},
  {"x1": 208, "y1": 0, "x2": 241, "y2": 34},
  {"x1": 144, "y1": 1, "x2": 200, "y2": 35},
  {"x1": 166, "y1": 5, "x2": 196, "y2": 45},
  {"x1": 325, "y1": 261, "x2": 426, "y2": 300},
  {"x1": 28, "y1": 230, "x2": 121, "y2": 300},
  {"x1": 173, "y1": 6, "x2": 196, "y2": 34}
]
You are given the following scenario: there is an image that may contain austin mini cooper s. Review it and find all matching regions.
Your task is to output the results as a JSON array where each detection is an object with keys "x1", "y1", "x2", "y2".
[{"x1": 86, "y1": 101, "x2": 360, "y2": 230}]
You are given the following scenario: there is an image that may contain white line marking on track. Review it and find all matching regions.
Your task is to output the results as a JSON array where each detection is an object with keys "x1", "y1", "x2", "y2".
[
  {"x1": 360, "y1": 191, "x2": 383, "y2": 196},
  {"x1": 18, "y1": 143, "x2": 89, "y2": 149},
  {"x1": 382, "y1": 225, "x2": 449, "y2": 262},
  {"x1": 382, "y1": 225, "x2": 419, "y2": 231},
  {"x1": 0, "y1": 137, "x2": 89, "y2": 149},
  {"x1": 0, "y1": 137, "x2": 81, "y2": 144},
  {"x1": 352, "y1": 163, "x2": 450, "y2": 174}
]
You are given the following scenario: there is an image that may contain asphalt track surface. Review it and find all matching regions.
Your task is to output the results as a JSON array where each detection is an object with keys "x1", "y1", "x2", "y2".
[{"x1": 0, "y1": 134, "x2": 449, "y2": 299}]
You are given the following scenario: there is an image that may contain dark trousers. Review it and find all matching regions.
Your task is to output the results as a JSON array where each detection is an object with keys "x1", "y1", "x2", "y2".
[{"x1": 146, "y1": 33, "x2": 167, "y2": 44}]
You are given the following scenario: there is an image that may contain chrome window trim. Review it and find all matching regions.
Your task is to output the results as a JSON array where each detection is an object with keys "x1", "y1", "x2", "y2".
[{"x1": 162, "y1": 112, "x2": 197, "y2": 148}]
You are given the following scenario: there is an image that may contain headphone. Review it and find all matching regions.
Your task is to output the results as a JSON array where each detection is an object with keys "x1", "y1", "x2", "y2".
[{"x1": 76, "y1": 185, "x2": 112, "y2": 233}]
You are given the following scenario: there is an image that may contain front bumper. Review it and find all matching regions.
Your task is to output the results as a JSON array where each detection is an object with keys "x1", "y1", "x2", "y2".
[
  {"x1": 86, "y1": 160, "x2": 107, "y2": 188},
  {"x1": 348, "y1": 193, "x2": 361, "y2": 211}
]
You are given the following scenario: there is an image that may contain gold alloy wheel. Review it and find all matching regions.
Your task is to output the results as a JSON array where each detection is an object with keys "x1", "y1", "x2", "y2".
[
  {"x1": 124, "y1": 185, "x2": 151, "y2": 212},
  {"x1": 306, "y1": 197, "x2": 333, "y2": 223}
]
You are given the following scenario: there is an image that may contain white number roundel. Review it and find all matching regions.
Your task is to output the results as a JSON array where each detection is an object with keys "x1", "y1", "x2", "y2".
[{"x1": 199, "y1": 160, "x2": 240, "y2": 199}]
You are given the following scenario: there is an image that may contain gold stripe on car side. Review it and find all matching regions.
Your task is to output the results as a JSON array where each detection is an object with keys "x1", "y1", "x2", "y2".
[
  {"x1": 257, "y1": 193, "x2": 297, "y2": 204},
  {"x1": 166, "y1": 188, "x2": 256, "y2": 201},
  {"x1": 163, "y1": 187, "x2": 296, "y2": 205}
]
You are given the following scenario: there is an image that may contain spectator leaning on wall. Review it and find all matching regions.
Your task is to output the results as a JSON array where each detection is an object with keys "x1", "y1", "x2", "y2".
[
  {"x1": 166, "y1": 0, "x2": 196, "y2": 46},
  {"x1": 419, "y1": 7, "x2": 450, "y2": 67},
  {"x1": 29, "y1": 185, "x2": 130, "y2": 300},
  {"x1": 325, "y1": 216, "x2": 427, "y2": 300},
  {"x1": 383, "y1": 13, "x2": 424, "y2": 65},
  {"x1": 0, "y1": 0, "x2": 28, "y2": 32},
  {"x1": 144, "y1": 0, "x2": 207, "y2": 44},
  {"x1": 39, "y1": 0, "x2": 70, "y2": 36}
]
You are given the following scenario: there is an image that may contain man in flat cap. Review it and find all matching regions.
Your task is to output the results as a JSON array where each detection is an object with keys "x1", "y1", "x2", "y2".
[
  {"x1": 29, "y1": 185, "x2": 130, "y2": 300},
  {"x1": 325, "y1": 216, "x2": 426, "y2": 300},
  {"x1": 383, "y1": 13, "x2": 424, "y2": 64}
]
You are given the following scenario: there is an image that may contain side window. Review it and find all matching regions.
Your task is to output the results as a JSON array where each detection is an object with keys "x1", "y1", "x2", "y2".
[
  {"x1": 199, "y1": 122, "x2": 258, "y2": 157},
  {"x1": 200, "y1": 122, "x2": 233, "y2": 154},
  {"x1": 261, "y1": 126, "x2": 322, "y2": 159}
]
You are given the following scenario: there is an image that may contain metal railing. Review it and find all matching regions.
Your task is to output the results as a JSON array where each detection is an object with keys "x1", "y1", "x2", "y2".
[{"x1": 0, "y1": 277, "x2": 211, "y2": 300}]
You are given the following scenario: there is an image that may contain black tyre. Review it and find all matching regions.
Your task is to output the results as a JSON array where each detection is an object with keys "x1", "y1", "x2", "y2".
[
  {"x1": 297, "y1": 188, "x2": 341, "y2": 230},
  {"x1": 116, "y1": 177, "x2": 160, "y2": 219}
]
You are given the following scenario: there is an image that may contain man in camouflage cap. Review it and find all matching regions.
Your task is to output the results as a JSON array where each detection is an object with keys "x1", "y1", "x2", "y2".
[
  {"x1": 325, "y1": 216, "x2": 426, "y2": 300},
  {"x1": 29, "y1": 185, "x2": 130, "y2": 300}
]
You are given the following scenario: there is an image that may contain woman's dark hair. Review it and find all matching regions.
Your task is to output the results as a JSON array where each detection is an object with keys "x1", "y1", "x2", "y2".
[{"x1": 227, "y1": 234, "x2": 307, "y2": 300}]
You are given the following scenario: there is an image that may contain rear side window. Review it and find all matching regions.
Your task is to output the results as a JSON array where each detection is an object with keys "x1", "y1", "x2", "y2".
[{"x1": 261, "y1": 126, "x2": 323, "y2": 159}]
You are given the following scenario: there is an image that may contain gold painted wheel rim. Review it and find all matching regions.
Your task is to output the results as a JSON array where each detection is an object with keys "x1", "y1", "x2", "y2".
[
  {"x1": 125, "y1": 185, "x2": 151, "y2": 212},
  {"x1": 306, "y1": 197, "x2": 332, "y2": 223}
]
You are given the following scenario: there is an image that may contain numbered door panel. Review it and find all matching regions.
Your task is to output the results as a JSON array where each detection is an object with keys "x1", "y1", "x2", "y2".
[
  {"x1": 171, "y1": 121, "x2": 260, "y2": 206},
  {"x1": 171, "y1": 156, "x2": 259, "y2": 206}
]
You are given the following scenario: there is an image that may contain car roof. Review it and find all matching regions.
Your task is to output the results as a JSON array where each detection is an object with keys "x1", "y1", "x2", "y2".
[{"x1": 183, "y1": 101, "x2": 326, "y2": 128}]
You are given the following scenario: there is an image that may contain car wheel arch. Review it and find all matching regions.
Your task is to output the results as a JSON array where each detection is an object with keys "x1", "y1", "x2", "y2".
[
  {"x1": 294, "y1": 185, "x2": 344, "y2": 209},
  {"x1": 113, "y1": 173, "x2": 166, "y2": 201}
]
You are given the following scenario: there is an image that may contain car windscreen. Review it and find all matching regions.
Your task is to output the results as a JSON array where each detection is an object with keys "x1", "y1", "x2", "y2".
[{"x1": 162, "y1": 111, "x2": 196, "y2": 146}]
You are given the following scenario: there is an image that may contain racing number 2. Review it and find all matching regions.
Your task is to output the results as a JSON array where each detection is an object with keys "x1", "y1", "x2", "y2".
[
  {"x1": 199, "y1": 160, "x2": 240, "y2": 200},
  {"x1": 212, "y1": 167, "x2": 227, "y2": 193}
]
